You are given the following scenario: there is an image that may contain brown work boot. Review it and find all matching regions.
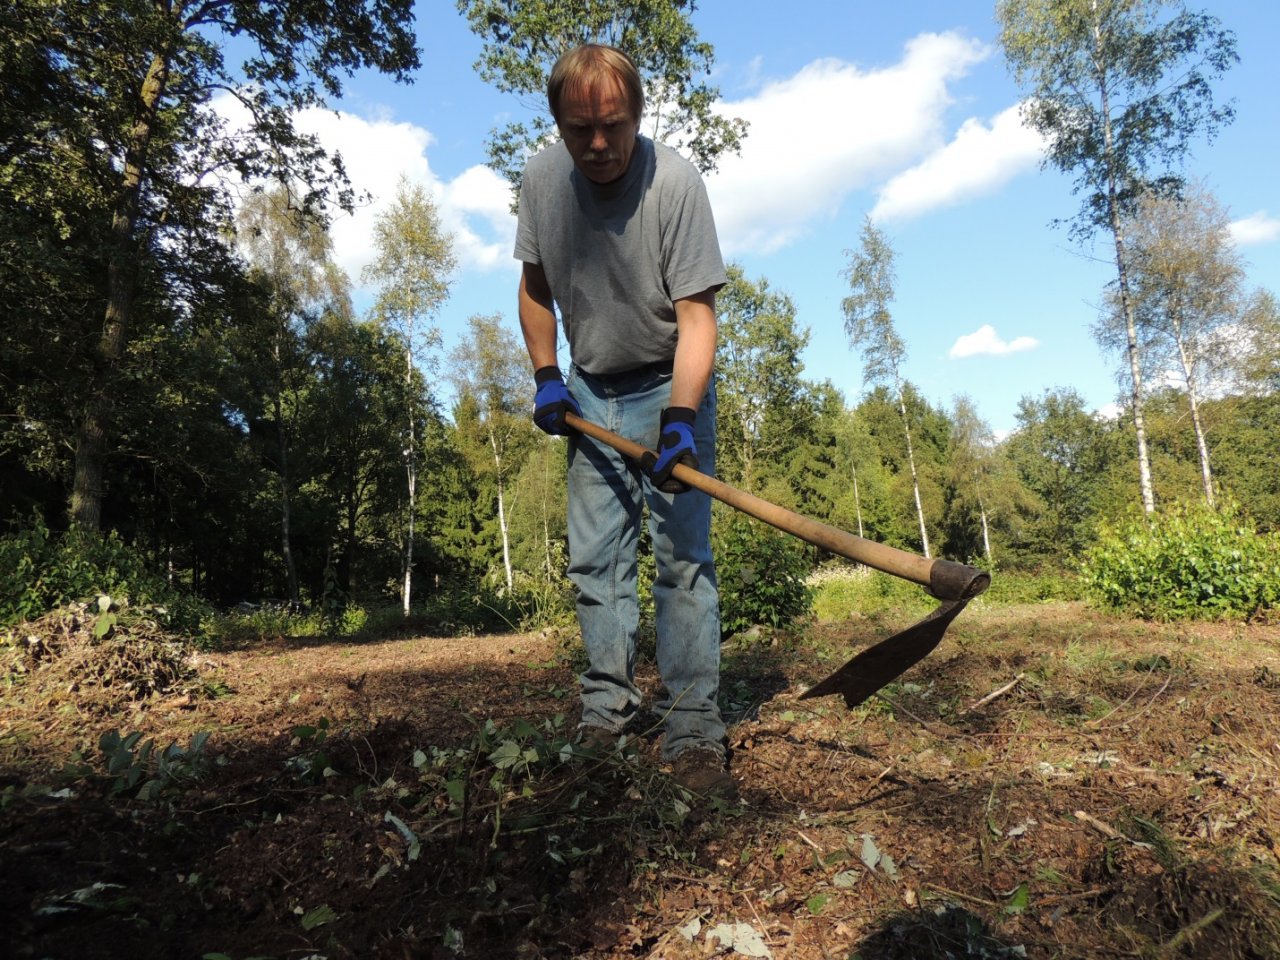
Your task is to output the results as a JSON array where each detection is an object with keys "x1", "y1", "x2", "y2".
[
  {"x1": 671, "y1": 746, "x2": 739, "y2": 801},
  {"x1": 574, "y1": 725, "x2": 621, "y2": 754}
]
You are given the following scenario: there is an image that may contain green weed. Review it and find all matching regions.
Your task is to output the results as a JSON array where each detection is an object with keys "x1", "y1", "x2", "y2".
[{"x1": 98, "y1": 728, "x2": 211, "y2": 800}]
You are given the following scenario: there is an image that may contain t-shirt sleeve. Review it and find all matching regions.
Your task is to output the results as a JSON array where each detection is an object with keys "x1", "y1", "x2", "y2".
[
  {"x1": 662, "y1": 178, "x2": 728, "y2": 302},
  {"x1": 513, "y1": 178, "x2": 540, "y2": 265}
]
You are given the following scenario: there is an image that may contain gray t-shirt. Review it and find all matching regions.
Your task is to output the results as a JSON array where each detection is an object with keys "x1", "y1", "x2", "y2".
[{"x1": 514, "y1": 136, "x2": 727, "y2": 376}]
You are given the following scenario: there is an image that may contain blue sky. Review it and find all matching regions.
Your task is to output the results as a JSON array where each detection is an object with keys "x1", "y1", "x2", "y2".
[{"x1": 245, "y1": 0, "x2": 1279, "y2": 436}]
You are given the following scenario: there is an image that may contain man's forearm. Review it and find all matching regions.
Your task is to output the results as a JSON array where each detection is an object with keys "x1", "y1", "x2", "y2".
[
  {"x1": 519, "y1": 265, "x2": 560, "y2": 371},
  {"x1": 671, "y1": 290, "x2": 717, "y2": 410}
]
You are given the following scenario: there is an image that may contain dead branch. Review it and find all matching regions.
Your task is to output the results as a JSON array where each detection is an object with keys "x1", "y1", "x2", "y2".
[{"x1": 961, "y1": 673, "x2": 1025, "y2": 715}]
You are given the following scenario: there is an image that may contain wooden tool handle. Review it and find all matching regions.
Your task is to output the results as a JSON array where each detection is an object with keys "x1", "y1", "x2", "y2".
[{"x1": 564, "y1": 412, "x2": 989, "y2": 601}]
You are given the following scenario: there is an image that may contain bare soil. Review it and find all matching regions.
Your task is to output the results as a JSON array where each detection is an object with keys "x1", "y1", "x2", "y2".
[{"x1": 3, "y1": 601, "x2": 1279, "y2": 959}]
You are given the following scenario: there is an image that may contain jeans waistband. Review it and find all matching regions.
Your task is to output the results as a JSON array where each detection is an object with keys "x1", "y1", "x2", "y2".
[{"x1": 579, "y1": 358, "x2": 674, "y2": 383}]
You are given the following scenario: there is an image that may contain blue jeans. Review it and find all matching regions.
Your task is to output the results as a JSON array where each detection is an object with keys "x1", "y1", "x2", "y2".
[{"x1": 565, "y1": 364, "x2": 725, "y2": 760}]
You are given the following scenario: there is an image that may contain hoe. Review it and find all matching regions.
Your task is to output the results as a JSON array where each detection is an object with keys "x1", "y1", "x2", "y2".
[{"x1": 565, "y1": 412, "x2": 991, "y2": 708}]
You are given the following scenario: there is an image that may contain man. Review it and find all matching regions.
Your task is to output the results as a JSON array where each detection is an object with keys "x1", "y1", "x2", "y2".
[{"x1": 514, "y1": 44, "x2": 734, "y2": 798}]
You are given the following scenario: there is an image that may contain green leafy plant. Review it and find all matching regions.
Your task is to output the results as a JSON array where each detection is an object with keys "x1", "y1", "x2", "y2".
[
  {"x1": 0, "y1": 517, "x2": 212, "y2": 637},
  {"x1": 714, "y1": 515, "x2": 812, "y2": 636},
  {"x1": 1080, "y1": 499, "x2": 1280, "y2": 620},
  {"x1": 285, "y1": 718, "x2": 334, "y2": 782},
  {"x1": 98, "y1": 728, "x2": 211, "y2": 800}
]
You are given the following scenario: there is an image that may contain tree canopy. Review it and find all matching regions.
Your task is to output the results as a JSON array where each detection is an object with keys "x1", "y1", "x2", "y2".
[{"x1": 458, "y1": 0, "x2": 747, "y2": 192}]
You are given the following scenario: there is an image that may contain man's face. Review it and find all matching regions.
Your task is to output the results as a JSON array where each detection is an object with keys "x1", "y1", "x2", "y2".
[{"x1": 557, "y1": 76, "x2": 640, "y2": 184}]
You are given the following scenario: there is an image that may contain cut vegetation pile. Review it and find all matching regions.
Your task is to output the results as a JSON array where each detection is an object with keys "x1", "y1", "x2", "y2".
[{"x1": 2, "y1": 601, "x2": 1279, "y2": 959}]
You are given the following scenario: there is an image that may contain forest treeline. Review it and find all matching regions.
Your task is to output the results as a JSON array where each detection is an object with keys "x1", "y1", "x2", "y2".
[
  {"x1": 4, "y1": 223, "x2": 1277, "y2": 613},
  {"x1": 2, "y1": 1, "x2": 1278, "y2": 625}
]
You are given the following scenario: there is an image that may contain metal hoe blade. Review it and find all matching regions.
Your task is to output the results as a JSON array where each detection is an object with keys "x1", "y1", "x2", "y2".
[{"x1": 798, "y1": 598, "x2": 971, "y2": 709}]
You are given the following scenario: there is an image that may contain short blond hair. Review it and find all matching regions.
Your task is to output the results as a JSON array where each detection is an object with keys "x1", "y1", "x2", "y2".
[{"x1": 547, "y1": 44, "x2": 644, "y2": 123}]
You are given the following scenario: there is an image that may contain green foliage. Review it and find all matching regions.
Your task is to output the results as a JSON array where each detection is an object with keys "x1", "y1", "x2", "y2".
[
  {"x1": 808, "y1": 564, "x2": 932, "y2": 623},
  {"x1": 850, "y1": 384, "x2": 952, "y2": 554},
  {"x1": 981, "y1": 568, "x2": 1082, "y2": 605},
  {"x1": 1002, "y1": 387, "x2": 1123, "y2": 565},
  {"x1": 458, "y1": 0, "x2": 747, "y2": 193},
  {"x1": 0, "y1": 518, "x2": 210, "y2": 634},
  {"x1": 286, "y1": 718, "x2": 334, "y2": 783},
  {"x1": 98, "y1": 728, "x2": 211, "y2": 801},
  {"x1": 715, "y1": 263, "x2": 819, "y2": 492},
  {"x1": 714, "y1": 515, "x2": 812, "y2": 636},
  {"x1": 1080, "y1": 500, "x2": 1280, "y2": 620}
]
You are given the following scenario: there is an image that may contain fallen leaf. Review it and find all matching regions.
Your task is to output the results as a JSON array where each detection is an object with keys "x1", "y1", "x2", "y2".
[{"x1": 707, "y1": 921, "x2": 772, "y2": 958}]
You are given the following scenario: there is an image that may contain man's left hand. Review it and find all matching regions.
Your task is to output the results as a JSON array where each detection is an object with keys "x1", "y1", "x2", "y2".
[{"x1": 651, "y1": 407, "x2": 698, "y2": 493}]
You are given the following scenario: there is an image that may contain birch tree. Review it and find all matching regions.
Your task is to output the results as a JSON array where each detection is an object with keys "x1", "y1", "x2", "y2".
[
  {"x1": 1239, "y1": 290, "x2": 1280, "y2": 396},
  {"x1": 997, "y1": 0, "x2": 1237, "y2": 514},
  {"x1": 237, "y1": 189, "x2": 351, "y2": 605},
  {"x1": 948, "y1": 396, "x2": 998, "y2": 563},
  {"x1": 448, "y1": 314, "x2": 532, "y2": 593},
  {"x1": 1095, "y1": 183, "x2": 1245, "y2": 506},
  {"x1": 842, "y1": 217, "x2": 931, "y2": 558},
  {"x1": 363, "y1": 179, "x2": 456, "y2": 615}
]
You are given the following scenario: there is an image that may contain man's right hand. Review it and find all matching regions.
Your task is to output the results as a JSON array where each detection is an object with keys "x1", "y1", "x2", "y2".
[{"x1": 532, "y1": 366, "x2": 581, "y2": 436}]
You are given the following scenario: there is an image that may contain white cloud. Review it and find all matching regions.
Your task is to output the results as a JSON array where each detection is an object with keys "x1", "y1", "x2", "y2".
[
  {"x1": 293, "y1": 107, "x2": 516, "y2": 279},
  {"x1": 212, "y1": 94, "x2": 516, "y2": 283},
  {"x1": 438, "y1": 164, "x2": 518, "y2": 271},
  {"x1": 948, "y1": 324, "x2": 1039, "y2": 359},
  {"x1": 1229, "y1": 210, "x2": 1280, "y2": 247},
  {"x1": 706, "y1": 32, "x2": 990, "y2": 255},
  {"x1": 870, "y1": 103, "x2": 1045, "y2": 222}
]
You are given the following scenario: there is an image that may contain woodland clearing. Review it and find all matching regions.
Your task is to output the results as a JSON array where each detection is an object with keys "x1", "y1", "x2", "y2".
[{"x1": 2, "y1": 600, "x2": 1279, "y2": 959}]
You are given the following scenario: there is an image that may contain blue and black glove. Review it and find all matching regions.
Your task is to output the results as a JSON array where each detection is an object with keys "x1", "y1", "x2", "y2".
[
  {"x1": 651, "y1": 407, "x2": 698, "y2": 493},
  {"x1": 532, "y1": 366, "x2": 581, "y2": 436}
]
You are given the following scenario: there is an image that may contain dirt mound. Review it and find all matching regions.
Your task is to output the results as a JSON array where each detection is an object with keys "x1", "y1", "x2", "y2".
[{"x1": 2, "y1": 598, "x2": 202, "y2": 763}]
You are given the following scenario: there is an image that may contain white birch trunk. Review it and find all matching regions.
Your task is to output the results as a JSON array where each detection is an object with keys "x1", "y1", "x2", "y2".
[
  {"x1": 402, "y1": 347, "x2": 416, "y2": 617},
  {"x1": 1172, "y1": 321, "x2": 1215, "y2": 506},
  {"x1": 1093, "y1": 5, "x2": 1156, "y2": 514},
  {"x1": 896, "y1": 379, "x2": 930, "y2": 559},
  {"x1": 852, "y1": 463, "x2": 864, "y2": 539}
]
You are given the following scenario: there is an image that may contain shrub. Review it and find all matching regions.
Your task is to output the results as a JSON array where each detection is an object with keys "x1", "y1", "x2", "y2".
[
  {"x1": 0, "y1": 518, "x2": 211, "y2": 636},
  {"x1": 981, "y1": 567, "x2": 1082, "y2": 605},
  {"x1": 1079, "y1": 499, "x2": 1280, "y2": 621},
  {"x1": 808, "y1": 563, "x2": 932, "y2": 622},
  {"x1": 714, "y1": 515, "x2": 812, "y2": 636}
]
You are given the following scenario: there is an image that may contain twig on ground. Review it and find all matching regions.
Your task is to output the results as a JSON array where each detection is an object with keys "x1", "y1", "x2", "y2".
[
  {"x1": 1075, "y1": 809, "x2": 1123, "y2": 839},
  {"x1": 1158, "y1": 908, "x2": 1225, "y2": 957},
  {"x1": 873, "y1": 693, "x2": 962, "y2": 739},
  {"x1": 921, "y1": 882, "x2": 999, "y2": 908},
  {"x1": 1088, "y1": 672, "x2": 1173, "y2": 730},
  {"x1": 797, "y1": 830, "x2": 824, "y2": 853},
  {"x1": 962, "y1": 674, "x2": 1025, "y2": 715},
  {"x1": 742, "y1": 892, "x2": 775, "y2": 946},
  {"x1": 1074, "y1": 809, "x2": 1153, "y2": 849}
]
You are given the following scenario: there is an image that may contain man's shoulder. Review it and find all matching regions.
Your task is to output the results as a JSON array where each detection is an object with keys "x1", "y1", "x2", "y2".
[
  {"x1": 648, "y1": 139, "x2": 709, "y2": 197},
  {"x1": 523, "y1": 141, "x2": 573, "y2": 185}
]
